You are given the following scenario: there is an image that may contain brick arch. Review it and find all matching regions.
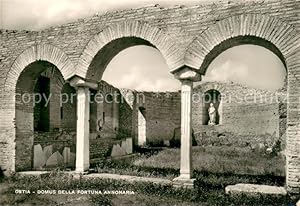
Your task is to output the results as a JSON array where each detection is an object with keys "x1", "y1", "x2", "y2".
[
  {"x1": 76, "y1": 20, "x2": 183, "y2": 79},
  {"x1": 184, "y1": 13, "x2": 299, "y2": 74},
  {"x1": 196, "y1": 82, "x2": 226, "y2": 94},
  {"x1": 186, "y1": 13, "x2": 300, "y2": 193},
  {"x1": 4, "y1": 44, "x2": 75, "y2": 90}
]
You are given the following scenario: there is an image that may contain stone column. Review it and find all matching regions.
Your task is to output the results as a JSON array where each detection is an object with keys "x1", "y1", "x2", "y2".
[
  {"x1": 75, "y1": 86, "x2": 90, "y2": 172},
  {"x1": 69, "y1": 76, "x2": 98, "y2": 173},
  {"x1": 172, "y1": 67, "x2": 201, "y2": 188},
  {"x1": 179, "y1": 80, "x2": 193, "y2": 179}
]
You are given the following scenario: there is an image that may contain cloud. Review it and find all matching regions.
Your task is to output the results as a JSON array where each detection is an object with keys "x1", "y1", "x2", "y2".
[
  {"x1": 203, "y1": 60, "x2": 249, "y2": 83},
  {"x1": 202, "y1": 45, "x2": 286, "y2": 91},
  {"x1": 0, "y1": 0, "x2": 208, "y2": 30},
  {"x1": 102, "y1": 46, "x2": 180, "y2": 91}
]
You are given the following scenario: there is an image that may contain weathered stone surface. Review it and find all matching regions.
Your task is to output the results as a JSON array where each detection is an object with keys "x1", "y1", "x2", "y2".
[
  {"x1": 33, "y1": 144, "x2": 46, "y2": 169},
  {"x1": 111, "y1": 144, "x2": 126, "y2": 157},
  {"x1": 225, "y1": 184, "x2": 287, "y2": 196},
  {"x1": 43, "y1": 145, "x2": 53, "y2": 161},
  {"x1": 125, "y1": 138, "x2": 133, "y2": 154},
  {"x1": 63, "y1": 147, "x2": 70, "y2": 165},
  {"x1": 85, "y1": 173, "x2": 172, "y2": 186},
  {"x1": 69, "y1": 152, "x2": 76, "y2": 168},
  {"x1": 172, "y1": 177, "x2": 195, "y2": 189},
  {"x1": 46, "y1": 151, "x2": 64, "y2": 167},
  {"x1": 163, "y1": 140, "x2": 170, "y2": 147},
  {"x1": 296, "y1": 200, "x2": 300, "y2": 206}
]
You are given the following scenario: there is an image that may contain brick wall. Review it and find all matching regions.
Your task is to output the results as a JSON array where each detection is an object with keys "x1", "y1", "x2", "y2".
[
  {"x1": 135, "y1": 91, "x2": 181, "y2": 143},
  {"x1": 192, "y1": 82, "x2": 286, "y2": 143}
]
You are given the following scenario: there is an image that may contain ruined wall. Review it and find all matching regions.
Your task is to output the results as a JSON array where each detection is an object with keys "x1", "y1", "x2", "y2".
[
  {"x1": 0, "y1": 0, "x2": 299, "y2": 191},
  {"x1": 136, "y1": 91, "x2": 181, "y2": 143},
  {"x1": 192, "y1": 82, "x2": 286, "y2": 146},
  {"x1": 119, "y1": 89, "x2": 134, "y2": 139},
  {"x1": 61, "y1": 84, "x2": 77, "y2": 131}
]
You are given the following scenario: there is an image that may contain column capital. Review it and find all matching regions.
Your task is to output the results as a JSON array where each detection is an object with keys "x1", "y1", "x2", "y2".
[
  {"x1": 68, "y1": 75, "x2": 98, "y2": 90},
  {"x1": 172, "y1": 66, "x2": 201, "y2": 82}
]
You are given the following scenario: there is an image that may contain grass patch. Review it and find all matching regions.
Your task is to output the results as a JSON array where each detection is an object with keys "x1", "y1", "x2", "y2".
[
  {"x1": 1, "y1": 171, "x2": 298, "y2": 206},
  {"x1": 133, "y1": 146, "x2": 285, "y2": 176}
]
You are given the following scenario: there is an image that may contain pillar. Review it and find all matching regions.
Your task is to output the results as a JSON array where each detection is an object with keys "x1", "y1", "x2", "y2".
[
  {"x1": 69, "y1": 76, "x2": 98, "y2": 173},
  {"x1": 179, "y1": 80, "x2": 193, "y2": 179},
  {"x1": 172, "y1": 66, "x2": 201, "y2": 188},
  {"x1": 75, "y1": 87, "x2": 90, "y2": 172}
]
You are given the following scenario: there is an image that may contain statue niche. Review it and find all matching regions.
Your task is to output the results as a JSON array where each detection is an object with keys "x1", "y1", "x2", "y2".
[{"x1": 203, "y1": 89, "x2": 221, "y2": 125}]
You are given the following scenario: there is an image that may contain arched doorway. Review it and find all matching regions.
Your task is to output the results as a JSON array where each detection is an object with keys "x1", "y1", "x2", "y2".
[
  {"x1": 182, "y1": 14, "x2": 300, "y2": 191},
  {"x1": 15, "y1": 61, "x2": 67, "y2": 171}
]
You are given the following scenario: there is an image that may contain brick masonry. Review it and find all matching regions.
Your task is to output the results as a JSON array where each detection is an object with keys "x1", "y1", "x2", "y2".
[
  {"x1": 192, "y1": 81, "x2": 287, "y2": 148},
  {"x1": 0, "y1": 0, "x2": 300, "y2": 192}
]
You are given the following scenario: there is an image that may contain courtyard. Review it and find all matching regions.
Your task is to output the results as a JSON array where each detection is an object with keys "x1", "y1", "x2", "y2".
[{"x1": 1, "y1": 0, "x2": 300, "y2": 205}]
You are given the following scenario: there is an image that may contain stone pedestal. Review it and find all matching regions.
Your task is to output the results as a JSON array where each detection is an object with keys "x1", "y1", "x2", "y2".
[{"x1": 173, "y1": 176, "x2": 196, "y2": 189}]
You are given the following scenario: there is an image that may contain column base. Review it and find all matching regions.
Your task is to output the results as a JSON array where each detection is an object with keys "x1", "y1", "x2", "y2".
[
  {"x1": 75, "y1": 165, "x2": 90, "y2": 174},
  {"x1": 172, "y1": 175, "x2": 195, "y2": 189}
]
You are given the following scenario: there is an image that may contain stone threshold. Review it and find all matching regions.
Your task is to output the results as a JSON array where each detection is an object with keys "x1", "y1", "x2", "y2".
[
  {"x1": 225, "y1": 183, "x2": 287, "y2": 196},
  {"x1": 17, "y1": 171, "x2": 172, "y2": 186},
  {"x1": 84, "y1": 173, "x2": 172, "y2": 186}
]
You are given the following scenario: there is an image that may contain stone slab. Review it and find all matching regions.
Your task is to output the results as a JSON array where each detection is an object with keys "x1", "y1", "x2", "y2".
[
  {"x1": 111, "y1": 144, "x2": 126, "y2": 157},
  {"x1": 33, "y1": 144, "x2": 46, "y2": 169},
  {"x1": 43, "y1": 145, "x2": 53, "y2": 161},
  {"x1": 85, "y1": 173, "x2": 172, "y2": 186},
  {"x1": 46, "y1": 151, "x2": 64, "y2": 167},
  {"x1": 125, "y1": 138, "x2": 133, "y2": 154},
  {"x1": 225, "y1": 184, "x2": 287, "y2": 196},
  {"x1": 69, "y1": 152, "x2": 76, "y2": 168},
  {"x1": 63, "y1": 147, "x2": 70, "y2": 165}
]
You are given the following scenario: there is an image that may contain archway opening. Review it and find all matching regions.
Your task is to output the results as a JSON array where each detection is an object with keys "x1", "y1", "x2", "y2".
[
  {"x1": 86, "y1": 36, "x2": 180, "y2": 163},
  {"x1": 193, "y1": 38, "x2": 287, "y2": 177},
  {"x1": 15, "y1": 61, "x2": 76, "y2": 171}
]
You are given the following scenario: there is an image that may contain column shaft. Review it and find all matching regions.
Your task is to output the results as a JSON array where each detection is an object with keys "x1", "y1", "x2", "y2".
[
  {"x1": 180, "y1": 80, "x2": 193, "y2": 179},
  {"x1": 75, "y1": 87, "x2": 90, "y2": 172}
]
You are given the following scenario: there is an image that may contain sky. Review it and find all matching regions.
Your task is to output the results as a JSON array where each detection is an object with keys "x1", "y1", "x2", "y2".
[{"x1": 0, "y1": 0, "x2": 286, "y2": 92}]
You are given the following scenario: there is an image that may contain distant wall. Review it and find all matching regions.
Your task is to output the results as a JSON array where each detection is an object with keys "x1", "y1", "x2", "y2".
[
  {"x1": 135, "y1": 91, "x2": 181, "y2": 143},
  {"x1": 192, "y1": 82, "x2": 287, "y2": 146}
]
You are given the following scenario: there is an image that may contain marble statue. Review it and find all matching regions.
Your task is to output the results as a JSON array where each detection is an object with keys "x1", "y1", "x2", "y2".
[{"x1": 208, "y1": 103, "x2": 216, "y2": 125}]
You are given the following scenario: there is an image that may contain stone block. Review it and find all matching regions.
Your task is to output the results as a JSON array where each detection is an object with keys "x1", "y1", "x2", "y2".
[
  {"x1": 43, "y1": 145, "x2": 53, "y2": 160},
  {"x1": 163, "y1": 140, "x2": 170, "y2": 147},
  {"x1": 111, "y1": 144, "x2": 126, "y2": 157},
  {"x1": 125, "y1": 138, "x2": 133, "y2": 154},
  {"x1": 172, "y1": 177, "x2": 195, "y2": 189},
  {"x1": 33, "y1": 144, "x2": 46, "y2": 169},
  {"x1": 46, "y1": 151, "x2": 64, "y2": 167},
  {"x1": 63, "y1": 147, "x2": 70, "y2": 165},
  {"x1": 225, "y1": 184, "x2": 287, "y2": 196},
  {"x1": 69, "y1": 152, "x2": 76, "y2": 168}
]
